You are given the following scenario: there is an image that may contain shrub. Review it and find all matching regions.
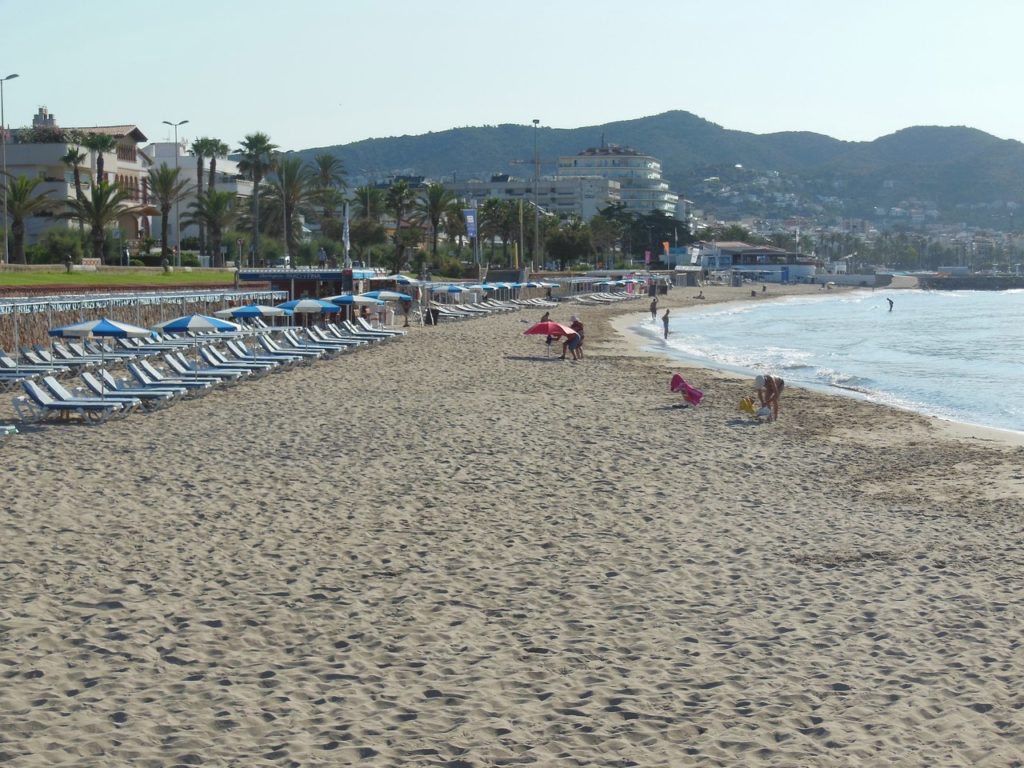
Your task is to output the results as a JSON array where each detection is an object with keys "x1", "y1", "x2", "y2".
[{"x1": 31, "y1": 229, "x2": 85, "y2": 264}]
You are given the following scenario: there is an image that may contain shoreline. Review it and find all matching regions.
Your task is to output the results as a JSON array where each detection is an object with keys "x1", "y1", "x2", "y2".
[{"x1": 607, "y1": 286, "x2": 1024, "y2": 448}]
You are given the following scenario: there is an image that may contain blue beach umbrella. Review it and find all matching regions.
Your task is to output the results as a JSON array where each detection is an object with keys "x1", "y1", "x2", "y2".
[
  {"x1": 323, "y1": 294, "x2": 384, "y2": 306},
  {"x1": 360, "y1": 290, "x2": 412, "y2": 301},
  {"x1": 152, "y1": 314, "x2": 242, "y2": 381},
  {"x1": 324, "y1": 293, "x2": 384, "y2": 322},
  {"x1": 430, "y1": 284, "x2": 468, "y2": 294},
  {"x1": 214, "y1": 303, "x2": 291, "y2": 320},
  {"x1": 385, "y1": 274, "x2": 422, "y2": 286},
  {"x1": 153, "y1": 313, "x2": 241, "y2": 335},
  {"x1": 49, "y1": 316, "x2": 151, "y2": 340},
  {"x1": 277, "y1": 298, "x2": 342, "y2": 314},
  {"x1": 49, "y1": 317, "x2": 152, "y2": 397}
]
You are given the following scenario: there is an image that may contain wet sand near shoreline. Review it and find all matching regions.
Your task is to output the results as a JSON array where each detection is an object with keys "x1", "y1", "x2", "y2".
[{"x1": 1, "y1": 284, "x2": 1022, "y2": 766}]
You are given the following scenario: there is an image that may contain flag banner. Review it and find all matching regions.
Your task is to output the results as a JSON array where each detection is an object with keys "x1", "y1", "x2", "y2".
[
  {"x1": 343, "y1": 203, "x2": 350, "y2": 251},
  {"x1": 463, "y1": 209, "x2": 478, "y2": 239},
  {"x1": 644, "y1": 250, "x2": 651, "y2": 265},
  {"x1": 662, "y1": 241, "x2": 670, "y2": 256}
]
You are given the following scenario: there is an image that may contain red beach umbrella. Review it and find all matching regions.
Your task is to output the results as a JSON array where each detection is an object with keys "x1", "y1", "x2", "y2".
[{"x1": 523, "y1": 321, "x2": 577, "y2": 339}]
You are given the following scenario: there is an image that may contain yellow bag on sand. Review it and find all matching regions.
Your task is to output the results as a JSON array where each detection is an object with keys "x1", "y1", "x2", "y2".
[{"x1": 739, "y1": 396, "x2": 757, "y2": 416}]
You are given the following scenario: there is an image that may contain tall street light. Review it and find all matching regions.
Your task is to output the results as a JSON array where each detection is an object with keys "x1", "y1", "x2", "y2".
[
  {"x1": 532, "y1": 118, "x2": 539, "y2": 274},
  {"x1": 1, "y1": 73, "x2": 19, "y2": 265},
  {"x1": 162, "y1": 119, "x2": 188, "y2": 267}
]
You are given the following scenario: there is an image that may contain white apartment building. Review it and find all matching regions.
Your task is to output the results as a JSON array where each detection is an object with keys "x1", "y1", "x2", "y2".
[
  {"x1": 450, "y1": 174, "x2": 620, "y2": 220},
  {"x1": 557, "y1": 144, "x2": 679, "y2": 218},
  {"x1": 5, "y1": 107, "x2": 154, "y2": 248},
  {"x1": 143, "y1": 140, "x2": 253, "y2": 248},
  {"x1": 4, "y1": 107, "x2": 254, "y2": 257}
]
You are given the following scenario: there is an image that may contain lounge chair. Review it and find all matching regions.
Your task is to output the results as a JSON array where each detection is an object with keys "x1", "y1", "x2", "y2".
[
  {"x1": 328, "y1": 321, "x2": 387, "y2": 343},
  {"x1": 81, "y1": 339, "x2": 141, "y2": 360},
  {"x1": 226, "y1": 339, "x2": 306, "y2": 366},
  {"x1": 80, "y1": 371, "x2": 179, "y2": 409},
  {"x1": 1, "y1": 349, "x2": 71, "y2": 374},
  {"x1": 200, "y1": 345, "x2": 278, "y2": 374},
  {"x1": 163, "y1": 352, "x2": 248, "y2": 382},
  {"x1": 258, "y1": 334, "x2": 323, "y2": 359},
  {"x1": 280, "y1": 329, "x2": 347, "y2": 355},
  {"x1": 46, "y1": 342, "x2": 106, "y2": 367},
  {"x1": 128, "y1": 361, "x2": 214, "y2": 392},
  {"x1": 355, "y1": 317, "x2": 405, "y2": 336},
  {"x1": 13, "y1": 379, "x2": 128, "y2": 423},
  {"x1": 96, "y1": 367, "x2": 188, "y2": 397},
  {"x1": 306, "y1": 326, "x2": 367, "y2": 348},
  {"x1": 42, "y1": 375, "x2": 143, "y2": 414}
]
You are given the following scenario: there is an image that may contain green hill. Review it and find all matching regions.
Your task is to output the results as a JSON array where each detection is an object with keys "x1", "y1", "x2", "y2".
[{"x1": 294, "y1": 111, "x2": 1024, "y2": 227}]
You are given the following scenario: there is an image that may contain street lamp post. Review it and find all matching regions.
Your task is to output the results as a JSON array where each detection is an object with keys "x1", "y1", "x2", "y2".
[
  {"x1": 532, "y1": 118, "x2": 540, "y2": 274},
  {"x1": 1, "y1": 73, "x2": 19, "y2": 265},
  {"x1": 162, "y1": 119, "x2": 188, "y2": 267}
]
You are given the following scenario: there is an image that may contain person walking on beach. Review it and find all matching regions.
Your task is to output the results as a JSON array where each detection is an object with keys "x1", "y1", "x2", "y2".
[
  {"x1": 887, "y1": 298, "x2": 894, "y2": 312},
  {"x1": 662, "y1": 309, "x2": 670, "y2": 339},
  {"x1": 561, "y1": 316, "x2": 584, "y2": 360},
  {"x1": 755, "y1": 374, "x2": 785, "y2": 422},
  {"x1": 650, "y1": 296, "x2": 658, "y2": 321}
]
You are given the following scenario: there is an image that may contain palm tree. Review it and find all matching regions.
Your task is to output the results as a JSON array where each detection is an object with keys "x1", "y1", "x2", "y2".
[
  {"x1": 480, "y1": 198, "x2": 518, "y2": 264},
  {"x1": 385, "y1": 180, "x2": 417, "y2": 274},
  {"x1": 353, "y1": 185, "x2": 384, "y2": 221},
  {"x1": 443, "y1": 198, "x2": 468, "y2": 257},
  {"x1": 414, "y1": 182, "x2": 456, "y2": 265},
  {"x1": 205, "y1": 139, "x2": 230, "y2": 192},
  {"x1": 2, "y1": 175, "x2": 55, "y2": 264},
  {"x1": 310, "y1": 153, "x2": 346, "y2": 220},
  {"x1": 61, "y1": 181, "x2": 141, "y2": 262},
  {"x1": 185, "y1": 190, "x2": 237, "y2": 267},
  {"x1": 385, "y1": 179, "x2": 416, "y2": 231},
  {"x1": 60, "y1": 146, "x2": 87, "y2": 201},
  {"x1": 61, "y1": 146, "x2": 88, "y2": 243},
  {"x1": 147, "y1": 164, "x2": 193, "y2": 261},
  {"x1": 236, "y1": 132, "x2": 278, "y2": 265},
  {"x1": 264, "y1": 155, "x2": 313, "y2": 260},
  {"x1": 190, "y1": 137, "x2": 221, "y2": 255},
  {"x1": 81, "y1": 133, "x2": 117, "y2": 186}
]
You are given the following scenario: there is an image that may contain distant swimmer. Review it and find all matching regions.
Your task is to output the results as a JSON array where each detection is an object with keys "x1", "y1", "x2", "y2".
[{"x1": 887, "y1": 298, "x2": 894, "y2": 312}]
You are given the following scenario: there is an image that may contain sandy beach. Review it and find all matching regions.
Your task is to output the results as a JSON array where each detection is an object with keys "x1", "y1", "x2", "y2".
[{"x1": 2, "y1": 284, "x2": 1022, "y2": 766}]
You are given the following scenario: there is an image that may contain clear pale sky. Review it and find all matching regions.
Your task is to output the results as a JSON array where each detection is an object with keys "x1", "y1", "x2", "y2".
[{"x1": 3, "y1": 0, "x2": 1022, "y2": 152}]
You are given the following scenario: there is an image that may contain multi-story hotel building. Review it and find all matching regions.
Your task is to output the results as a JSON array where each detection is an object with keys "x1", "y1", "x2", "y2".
[
  {"x1": 450, "y1": 174, "x2": 620, "y2": 221},
  {"x1": 557, "y1": 143, "x2": 679, "y2": 218}
]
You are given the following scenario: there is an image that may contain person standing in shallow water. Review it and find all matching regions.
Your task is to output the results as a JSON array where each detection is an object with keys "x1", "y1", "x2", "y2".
[
  {"x1": 650, "y1": 296, "x2": 658, "y2": 321},
  {"x1": 662, "y1": 309, "x2": 670, "y2": 339},
  {"x1": 887, "y1": 298, "x2": 894, "y2": 312}
]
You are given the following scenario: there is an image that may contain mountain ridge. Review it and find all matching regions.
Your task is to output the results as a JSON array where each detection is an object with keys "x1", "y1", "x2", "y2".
[{"x1": 294, "y1": 111, "x2": 1024, "y2": 227}]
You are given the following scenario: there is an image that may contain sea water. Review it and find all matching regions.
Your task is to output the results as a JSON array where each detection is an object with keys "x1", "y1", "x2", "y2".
[{"x1": 633, "y1": 289, "x2": 1024, "y2": 435}]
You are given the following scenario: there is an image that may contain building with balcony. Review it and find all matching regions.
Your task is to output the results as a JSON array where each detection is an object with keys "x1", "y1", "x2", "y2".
[
  {"x1": 449, "y1": 174, "x2": 620, "y2": 220},
  {"x1": 142, "y1": 140, "x2": 253, "y2": 252},
  {"x1": 557, "y1": 143, "x2": 679, "y2": 218},
  {"x1": 5, "y1": 107, "x2": 154, "y2": 249}
]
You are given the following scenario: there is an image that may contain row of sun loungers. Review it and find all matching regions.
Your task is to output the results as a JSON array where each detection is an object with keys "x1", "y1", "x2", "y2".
[
  {"x1": 571, "y1": 291, "x2": 642, "y2": 305},
  {"x1": 9, "y1": 319, "x2": 405, "y2": 425}
]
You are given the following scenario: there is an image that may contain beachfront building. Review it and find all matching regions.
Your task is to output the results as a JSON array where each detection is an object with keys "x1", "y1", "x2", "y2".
[
  {"x1": 448, "y1": 174, "x2": 620, "y2": 221},
  {"x1": 557, "y1": 144, "x2": 679, "y2": 218},
  {"x1": 691, "y1": 240, "x2": 819, "y2": 282},
  {"x1": 4, "y1": 107, "x2": 155, "y2": 252},
  {"x1": 142, "y1": 140, "x2": 253, "y2": 259}
]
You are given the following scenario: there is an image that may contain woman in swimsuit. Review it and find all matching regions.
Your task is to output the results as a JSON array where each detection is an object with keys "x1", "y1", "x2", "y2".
[{"x1": 755, "y1": 374, "x2": 785, "y2": 422}]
